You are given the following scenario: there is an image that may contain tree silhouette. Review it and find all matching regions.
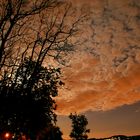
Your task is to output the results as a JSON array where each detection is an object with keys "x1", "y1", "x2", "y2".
[
  {"x1": 0, "y1": 58, "x2": 63, "y2": 139},
  {"x1": 69, "y1": 113, "x2": 90, "y2": 140},
  {"x1": 0, "y1": 0, "x2": 87, "y2": 70},
  {"x1": 0, "y1": 0, "x2": 88, "y2": 139}
]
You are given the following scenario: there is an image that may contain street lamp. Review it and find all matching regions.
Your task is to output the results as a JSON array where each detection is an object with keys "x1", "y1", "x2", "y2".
[{"x1": 4, "y1": 132, "x2": 11, "y2": 139}]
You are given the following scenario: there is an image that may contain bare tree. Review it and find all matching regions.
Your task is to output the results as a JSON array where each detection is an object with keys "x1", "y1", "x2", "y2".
[
  {"x1": 0, "y1": 0, "x2": 57, "y2": 65},
  {"x1": 0, "y1": 0, "x2": 87, "y2": 71}
]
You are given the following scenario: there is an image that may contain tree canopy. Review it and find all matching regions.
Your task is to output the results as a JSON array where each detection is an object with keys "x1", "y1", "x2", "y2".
[
  {"x1": 0, "y1": 58, "x2": 63, "y2": 139},
  {"x1": 69, "y1": 113, "x2": 90, "y2": 140}
]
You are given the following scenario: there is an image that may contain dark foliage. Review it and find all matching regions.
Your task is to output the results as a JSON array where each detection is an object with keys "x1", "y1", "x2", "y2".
[
  {"x1": 0, "y1": 58, "x2": 63, "y2": 139},
  {"x1": 69, "y1": 113, "x2": 90, "y2": 140},
  {"x1": 37, "y1": 125, "x2": 63, "y2": 140}
]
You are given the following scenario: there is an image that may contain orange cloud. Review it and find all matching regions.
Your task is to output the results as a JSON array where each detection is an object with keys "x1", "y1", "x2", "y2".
[
  {"x1": 55, "y1": 0, "x2": 140, "y2": 115},
  {"x1": 56, "y1": 63, "x2": 140, "y2": 115}
]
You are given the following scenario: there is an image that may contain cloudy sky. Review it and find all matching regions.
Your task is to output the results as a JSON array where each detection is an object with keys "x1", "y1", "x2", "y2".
[{"x1": 55, "y1": 0, "x2": 140, "y2": 139}]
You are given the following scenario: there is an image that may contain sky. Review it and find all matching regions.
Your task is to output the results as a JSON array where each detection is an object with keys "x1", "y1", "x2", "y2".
[{"x1": 54, "y1": 0, "x2": 140, "y2": 139}]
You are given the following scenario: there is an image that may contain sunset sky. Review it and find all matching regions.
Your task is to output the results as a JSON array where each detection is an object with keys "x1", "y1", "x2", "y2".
[{"x1": 55, "y1": 0, "x2": 140, "y2": 139}]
